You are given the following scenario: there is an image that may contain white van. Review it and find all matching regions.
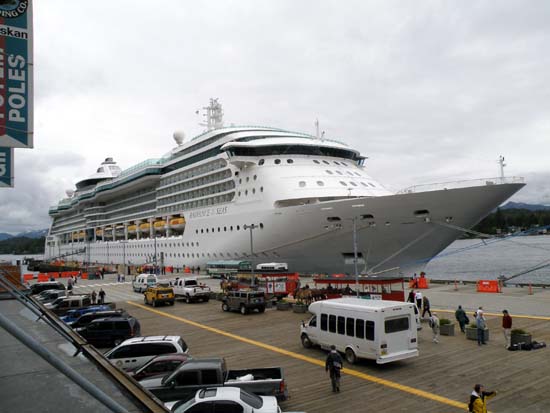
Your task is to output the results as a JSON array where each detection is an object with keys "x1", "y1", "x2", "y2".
[
  {"x1": 132, "y1": 273, "x2": 158, "y2": 293},
  {"x1": 300, "y1": 298, "x2": 418, "y2": 364},
  {"x1": 256, "y1": 262, "x2": 288, "y2": 271}
]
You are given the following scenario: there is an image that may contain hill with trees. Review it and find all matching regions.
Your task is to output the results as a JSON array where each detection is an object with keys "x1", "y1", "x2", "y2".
[{"x1": 0, "y1": 237, "x2": 46, "y2": 254}]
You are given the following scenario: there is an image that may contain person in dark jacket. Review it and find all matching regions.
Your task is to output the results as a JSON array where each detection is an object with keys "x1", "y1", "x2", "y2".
[
  {"x1": 325, "y1": 345, "x2": 343, "y2": 393},
  {"x1": 407, "y1": 290, "x2": 415, "y2": 303},
  {"x1": 422, "y1": 296, "x2": 432, "y2": 318},
  {"x1": 502, "y1": 310, "x2": 512, "y2": 349},
  {"x1": 468, "y1": 384, "x2": 496, "y2": 413},
  {"x1": 455, "y1": 305, "x2": 469, "y2": 333}
]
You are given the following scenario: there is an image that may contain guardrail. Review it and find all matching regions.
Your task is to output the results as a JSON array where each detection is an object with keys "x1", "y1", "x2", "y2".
[{"x1": 397, "y1": 176, "x2": 525, "y2": 194}]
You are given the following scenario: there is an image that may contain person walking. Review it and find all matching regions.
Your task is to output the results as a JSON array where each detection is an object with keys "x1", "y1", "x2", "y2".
[
  {"x1": 476, "y1": 311, "x2": 487, "y2": 346},
  {"x1": 455, "y1": 305, "x2": 469, "y2": 333},
  {"x1": 414, "y1": 290, "x2": 423, "y2": 312},
  {"x1": 407, "y1": 290, "x2": 415, "y2": 303},
  {"x1": 502, "y1": 310, "x2": 512, "y2": 349},
  {"x1": 91, "y1": 290, "x2": 97, "y2": 305},
  {"x1": 325, "y1": 345, "x2": 343, "y2": 393},
  {"x1": 430, "y1": 312, "x2": 440, "y2": 343},
  {"x1": 98, "y1": 288, "x2": 106, "y2": 305},
  {"x1": 422, "y1": 296, "x2": 432, "y2": 318},
  {"x1": 468, "y1": 384, "x2": 497, "y2": 413}
]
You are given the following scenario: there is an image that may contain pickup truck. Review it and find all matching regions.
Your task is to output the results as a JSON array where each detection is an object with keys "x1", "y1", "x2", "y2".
[
  {"x1": 171, "y1": 278, "x2": 211, "y2": 303},
  {"x1": 44, "y1": 295, "x2": 115, "y2": 316},
  {"x1": 139, "y1": 357, "x2": 288, "y2": 403}
]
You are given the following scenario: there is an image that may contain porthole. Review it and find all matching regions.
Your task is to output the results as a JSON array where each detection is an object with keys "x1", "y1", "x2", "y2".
[
  {"x1": 246, "y1": 177, "x2": 250, "y2": 182},
  {"x1": 336, "y1": 170, "x2": 343, "y2": 175},
  {"x1": 201, "y1": 229, "x2": 204, "y2": 233},
  {"x1": 245, "y1": 190, "x2": 248, "y2": 195},
  {"x1": 230, "y1": 226, "x2": 233, "y2": 231},
  {"x1": 252, "y1": 188, "x2": 256, "y2": 194},
  {"x1": 354, "y1": 172, "x2": 361, "y2": 176},
  {"x1": 253, "y1": 175, "x2": 257, "y2": 180},
  {"x1": 369, "y1": 183, "x2": 376, "y2": 187},
  {"x1": 224, "y1": 226, "x2": 227, "y2": 231},
  {"x1": 287, "y1": 159, "x2": 293, "y2": 164},
  {"x1": 235, "y1": 171, "x2": 239, "y2": 176},
  {"x1": 206, "y1": 228, "x2": 209, "y2": 233},
  {"x1": 313, "y1": 160, "x2": 320, "y2": 164},
  {"x1": 259, "y1": 159, "x2": 265, "y2": 165},
  {"x1": 218, "y1": 227, "x2": 221, "y2": 232},
  {"x1": 350, "y1": 182, "x2": 357, "y2": 186},
  {"x1": 334, "y1": 161, "x2": 340, "y2": 165},
  {"x1": 275, "y1": 159, "x2": 281, "y2": 165},
  {"x1": 299, "y1": 181, "x2": 306, "y2": 188},
  {"x1": 347, "y1": 171, "x2": 354, "y2": 176},
  {"x1": 260, "y1": 187, "x2": 264, "y2": 192},
  {"x1": 340, "y1": 181, "x2": 347, "y2": 186},
  {"x1": 239, "y1": 179, "x2": 242, "y2": 184},
  {"x1": 237, "y1": 225, "x2": 240, "y2": 230},
  {"x1": 260, "y1": 223, "x2": 264, "y2": 229},
  {"x1": 361, "y1": 182, "x2": 368, "y2": 187},
  {"x1": 238, "y1": 191, "x2": 241, "y2": 196},
  {"x1": 326, "y1": 170, "x2": 333, "y2": 175},
  {"x1": 322, "y1": 160, "x2": 330, "y2": 165}
]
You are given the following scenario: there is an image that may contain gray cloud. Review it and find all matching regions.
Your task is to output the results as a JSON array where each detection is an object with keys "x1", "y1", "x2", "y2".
[{"x1": 2, "y1": 0, "x2": 549, "y2": 233}]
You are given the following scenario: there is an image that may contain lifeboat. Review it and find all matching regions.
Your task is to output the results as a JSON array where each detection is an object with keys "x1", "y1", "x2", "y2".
[
  {"x1": 72, "y1": 232, "x2": 79, "y2": 240},
  {"x1": 115, "y1": 225, "x2": 125, "y2": 235},
  {"x1": 139, "y1": 222, "x2": 151, "y2": 232},
  {"x1": 170, "y1": 217, "x2": 186, "y2": 230},
  {"x1": 153, "y1": 220, "x2": 166, "y2": 232},
  {"x1": 78, "y1": 231, "x2": 85, "y2": 239},
  {"x1": 127, "y1": 224, "x2": 137, "y2": 234},
  {"x1": 104, "y1": 226, "x2": 112, "y2": 232},
  {"x1": 95, "y1": 228, "x2": 103, "y2": 236}
]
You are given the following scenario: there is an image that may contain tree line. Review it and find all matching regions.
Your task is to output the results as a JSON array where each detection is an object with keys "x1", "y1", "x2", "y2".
[
  {"x1": 0, "y1": 236, "x2": 46, "y2": 254},
  {"x1": 473, "y1": 208, "x2": 550, "y2": 235}
]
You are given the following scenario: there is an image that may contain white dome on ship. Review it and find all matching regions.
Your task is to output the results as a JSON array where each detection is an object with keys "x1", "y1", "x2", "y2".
[{"x1": 75, "y1": 158, "x2": 122, "y2": 190}]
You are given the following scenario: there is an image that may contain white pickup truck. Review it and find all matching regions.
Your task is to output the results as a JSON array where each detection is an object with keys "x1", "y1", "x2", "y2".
[{"x1": 171, "y1": 278, "x2": 211, "y2": 303}]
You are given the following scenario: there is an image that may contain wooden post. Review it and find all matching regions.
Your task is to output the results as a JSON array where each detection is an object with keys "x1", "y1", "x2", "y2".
[
  {"x1": 454, "y1": 279, "x2": 458, "y2": 291},
  {"x1": 529, "y1": 283, "x2": 533, "y2": 295}
]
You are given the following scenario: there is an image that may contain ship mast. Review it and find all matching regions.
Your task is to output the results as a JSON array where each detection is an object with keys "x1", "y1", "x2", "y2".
[
  {"x1": 200, "y1": 98, "x2": 224, "y2": 131},
  {"x1": 498, "y1": 155, "x2": 506, "y2": 179}
]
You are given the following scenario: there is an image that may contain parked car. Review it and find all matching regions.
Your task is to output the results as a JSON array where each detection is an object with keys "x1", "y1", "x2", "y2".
[
  {"x1": 222, "y1": 291, "x2": 265, "y2": 315},
  {"x1": 74, "y1": 316, "x2": 140, "y2": 347},
  {"x1": 168, "y1": 387, "x2": 280, "y2": 413},
  {"x1": 60, "y1": 305, "x2": 119, "y2": 324},
  {"x1": 104, "y1": 335, "x2": 188, "y2": 372},
  {"x1": 133, "y1": 273, "x2": 158, "y2": 293},
  {"x1": 140, "y1": 357, "x2": 287, "y2": 402},
  {"x1": 30, "y1": 281, "x2": 66, "y2": 295},
  {"x1": 128, "y1": 354, "x2": 191, "y2": 381},
  {"x1": 172, "y1": 278, "x2": 211, "y2": 303},
  {"x1": 44, "y1": 295, "x2": 96, "y2": 316},
  {"x1": 144, "y1": 286, "x2": 175, "y2": 307},
  {"x1": 68, "y1": 309, "x2": 129, "y2": 328},
  {"x1": 35, "y1": 289, "x2": 67, "y2": 304}
]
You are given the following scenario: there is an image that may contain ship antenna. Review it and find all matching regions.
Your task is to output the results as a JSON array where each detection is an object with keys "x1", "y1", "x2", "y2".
[
  {"x1": 200, "y1": 98, "x2": 224, "y2": 131},
  {"x1": 498, "y1": 155, "x2": 506, "y2": 180},
  {"x1": 315, "y1": 119, "x2": 320, "y2": 139}
]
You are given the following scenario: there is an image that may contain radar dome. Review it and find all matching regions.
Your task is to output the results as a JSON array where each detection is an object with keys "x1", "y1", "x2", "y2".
[
  {"x1": 66, "y1": 189, "x2": 75, "y2": 198},
  {"x1": 173, "y1": 131, "x2": 185, "y2": 145}
]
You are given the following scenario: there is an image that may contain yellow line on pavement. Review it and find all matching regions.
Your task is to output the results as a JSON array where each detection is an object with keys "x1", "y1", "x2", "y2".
[
  {"x1": 433, "y1": 308, "x2": 550, "y2": 321},
  {"x1": 127, "y1": 301, "x2": 466, "y2": 410}
]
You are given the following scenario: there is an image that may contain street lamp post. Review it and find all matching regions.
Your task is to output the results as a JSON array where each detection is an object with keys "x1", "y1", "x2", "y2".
[
  {"x1": 153, "y1": 232, "x2": 158, "y2": 274},
  {"x1": 243, "y1": 224, "x2": 258, "y2": 288},
  {"x1": 352, "y1": 216, "x2": 359, "y2": 298},
  {"x1": 122, "y1": 241, "x2": 127, "y2": 277}
]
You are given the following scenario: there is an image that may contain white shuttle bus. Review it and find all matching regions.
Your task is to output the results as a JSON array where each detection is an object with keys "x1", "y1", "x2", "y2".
[{"x1": 300, "y1": 298, "x2": 418, "y2": 364}]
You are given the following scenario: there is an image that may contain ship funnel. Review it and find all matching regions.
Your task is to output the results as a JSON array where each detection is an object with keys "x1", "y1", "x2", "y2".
[{"x1": 173, "y1": 131, "x2": 185, "y2": 145}]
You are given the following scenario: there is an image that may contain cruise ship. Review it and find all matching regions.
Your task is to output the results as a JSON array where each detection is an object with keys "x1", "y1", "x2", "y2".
[{"x1": 45, "y1": 99, "x2": 525, "y2": 275}]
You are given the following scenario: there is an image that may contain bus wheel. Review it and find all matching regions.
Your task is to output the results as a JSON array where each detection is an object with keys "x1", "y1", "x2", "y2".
[
  {"x1": 345, "y1": 348, "x2": 357, "y2": 364},
  {"x1": 301, "y1": 334, "x2": 312, "y2": 349}
]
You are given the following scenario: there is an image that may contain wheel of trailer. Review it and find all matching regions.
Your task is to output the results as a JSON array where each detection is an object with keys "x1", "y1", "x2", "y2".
[
  {"x1": 345, "y1": 348, "x2": 357, "y2": 364},
  {"x1": 222, "y1": 303, "x2": 229, "y2": 312},
  {"x1": 240, "y1": 305, "x2": 248, "y2": 315},
  {"x1": 301, "y1": 334, "x2": 312, "y2": 348}
]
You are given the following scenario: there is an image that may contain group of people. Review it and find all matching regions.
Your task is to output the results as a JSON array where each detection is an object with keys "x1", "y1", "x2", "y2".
[
  {"x1": 90, "y1": 288, "x2": 106, "y2": 305},
  {"x1": 455, "y1": 305, "x2": 513, "y2": 348},
  {"x1": 407, "y1": 289, "x2": 432, "y2": 317}
]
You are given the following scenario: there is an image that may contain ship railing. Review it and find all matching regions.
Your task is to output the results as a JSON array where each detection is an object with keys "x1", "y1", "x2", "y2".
[{"x1": 397, "y1": 176, "x2": 525, "y2": 194}]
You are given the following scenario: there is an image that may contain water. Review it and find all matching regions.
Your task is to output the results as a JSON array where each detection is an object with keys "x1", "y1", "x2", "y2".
[
  {"x1": 426, "y1": 235, "x2": 550, "y2": 284},
  {"x1": 0, "y1": 254, "x2": 43, "y2": 265},
  {"x1": 2, "y1": 236, "x2": 550, "y2": 283}
]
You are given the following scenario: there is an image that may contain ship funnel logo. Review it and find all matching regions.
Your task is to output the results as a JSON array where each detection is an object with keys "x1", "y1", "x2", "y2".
[{"x1": 0, "y1": 0, "x2": 28, "y2": 18}]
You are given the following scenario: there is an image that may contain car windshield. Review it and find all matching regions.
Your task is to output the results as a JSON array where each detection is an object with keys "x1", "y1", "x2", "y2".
[
  {"x1": 240, "y1": 389, "x2": 263, "y2": 409},
  {"x1": 171, "y1": 398, "x2": 196, "y2": 413}
]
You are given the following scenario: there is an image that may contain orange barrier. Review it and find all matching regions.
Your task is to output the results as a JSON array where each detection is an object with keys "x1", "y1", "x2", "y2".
[
  {"x1": 408, "y1": 277, "x2": 429, "y2": 289},
  {"x1": 81, "y1": 273, "x2": 88, "y2": 280},
  {"x1": 184, "y1": 267, "x2": 191, "y2": 274},
  {"x1": 37, "y1": 274, "x2": 49, "y2": 282},
  {"x1": 476, "y1": 280, "x2": 500, "y2": 293},
  {"x1": 23, "y1": 274, "x2": 34, "y2": 281}
]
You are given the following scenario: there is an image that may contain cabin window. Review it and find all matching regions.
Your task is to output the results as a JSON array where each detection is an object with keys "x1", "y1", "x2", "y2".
[
  {"x1": 339, "y1": 181, "x2": 347, "y2": 186},
  {"x1": 369, "y1": 183, "x2": 376, "y2": 187},
  {"x1": 313, "y1": 160, "x2": 320, "y2": 164},
  {"x1": 350, "y1": 182, "x2": 357, "y2": 186},
  {"x1": 299, "y1": 181, "x2": 306, "y2": 188},
  {"x1": 326, "y1": 170, "x2": 333, "y2": 175},
  {"x1": 317, "y1": 181, "x2": 325, "y2": 186},
  {"x1": 355, "y1": 319, "x2": 365, "y2": 339},
  {"x1": 327, "y1": 217, "x2": 341, "y2": 222},
  {"x1": 253, "y1": 175, "x2": 257, "y2": 180},
  {"x1": 287, "y1": 159, "x2": 293, "y2": 164},
  {"x1": 366, "y1": 320, "x2": 375, "y2": 341},
  {"x1": 337, "y1": 316, "x2": 345, "y2": 335},
  {"x1": 258, "y1": 159, "x2": 264, "y2": 166},
  {"x1": 346, "y1": 317, "x2": 355, "y2": 337},
  {"x1": 274, "y1": 159, "x2": 281, "y2": 165},
  {"x1": 385, "y1": 317, "x2": 409, "y2": 334},
  {"x1": 328, "y1": 315, "x2": 336, "y2": 333}
]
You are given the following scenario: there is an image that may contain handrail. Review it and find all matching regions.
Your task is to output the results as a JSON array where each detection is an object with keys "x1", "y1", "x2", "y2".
[{"x1": 397, "y1": 176, "x2": 525, "y2": 194}]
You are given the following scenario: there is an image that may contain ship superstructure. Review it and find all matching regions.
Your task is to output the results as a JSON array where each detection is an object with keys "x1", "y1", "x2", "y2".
[{"x1": 45, "y1": 100, "x2": 525, "y2": 275}]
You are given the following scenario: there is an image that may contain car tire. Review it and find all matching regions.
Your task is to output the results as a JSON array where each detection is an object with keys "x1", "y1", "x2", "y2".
[
  {"x1": 152, "y1": 300, "x2": 157, "y2": 307},
  {"x1": 258, "y1": 306, "x2": 265, "y2": 313},
  {"x1": 204, "y1": 297, "x2": 210, "y2": 303},
  {"x1": 345, "y1": 348, "x2": 357, "y2": 364},
  {"x1": 301, "y1": 334, "x2": 312, "y2": 348},
  {"x1": 240, "y1": 305, "x2": 248, "y2": 315},
  {"x1": 222, "y1": 303, "x2": 229, "y2": 312},
  {"x1": 144, "y1": 297, "x2": 147, "y2": 304},
  {"x1": 185, "y1": 295, "x2": 191, "y2": 304}
]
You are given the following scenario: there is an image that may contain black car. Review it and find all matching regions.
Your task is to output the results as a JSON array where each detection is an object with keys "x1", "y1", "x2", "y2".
[
  {"x1": 69, "y1": 309, "x2": 129, "y2": 328},
  {"x1": 30, "y1": 281, "x2": 66, "y2": 295},
  {"x1": 222, "y1": 291, "x2": 266, "y2": 314},
  {"x1": 75, "y1": 316, "x2": 140, "y2": 347}
]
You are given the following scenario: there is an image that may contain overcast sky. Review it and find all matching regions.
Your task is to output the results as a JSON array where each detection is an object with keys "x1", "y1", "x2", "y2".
[{"x1": 1, "y1": 0, "x2": 550, "y2": 234}]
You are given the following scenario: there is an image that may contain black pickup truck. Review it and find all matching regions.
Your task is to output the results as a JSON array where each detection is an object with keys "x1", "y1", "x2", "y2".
[{"x1": 139, "y1": 357, "x2": 287, "y2": 402}]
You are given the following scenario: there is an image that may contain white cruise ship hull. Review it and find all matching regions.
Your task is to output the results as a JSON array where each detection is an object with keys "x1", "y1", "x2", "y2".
[{"x1": 47, "y1": 182, "x2": 523, "y2": 276}]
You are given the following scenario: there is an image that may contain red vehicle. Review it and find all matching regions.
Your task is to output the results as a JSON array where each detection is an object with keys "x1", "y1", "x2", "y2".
[
  {"x1": 226, "y1": 272, "x2": 300, "y2": 299},
  {"x1": 313, "y1": 274, "x2": 405, "y2": 301}
]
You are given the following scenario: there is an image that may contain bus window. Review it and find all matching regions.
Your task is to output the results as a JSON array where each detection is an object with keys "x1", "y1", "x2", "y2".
[
  {"x1": 337, "y1": 316, "x2": 345, "y2": 335},
  {"x1": 321, "y1": 314, "x2": 328, "y2": 331},
  {"x1": 366, "y1": 320, "x2": 375, "y2": 341},
  {"x1": 329, "y1": 315, "x2": 336, "y2": 333},
  {"x1": 385, "y1": 317, "x2": 409, "y2": 333},
  {"x1": 355, "y1": 319, "x2": 364, "y2": 339},
  {"x1": 346, "y1": 317, "x2": 354, "y2": 337}
]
